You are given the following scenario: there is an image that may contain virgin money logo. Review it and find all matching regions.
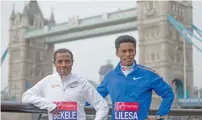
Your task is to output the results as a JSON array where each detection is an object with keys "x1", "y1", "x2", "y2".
[
  {"x1": 114, "y1": 102, "x2": 139, "y2": 111},
  {"x1": 54, "y1": 102, "x2": 77, "y2": 111},
  {"x1": 115, "y1": 102, "x2": 126, "y2": 111}
]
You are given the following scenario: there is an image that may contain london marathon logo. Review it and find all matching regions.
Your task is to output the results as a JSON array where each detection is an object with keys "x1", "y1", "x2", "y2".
[
  {"x1": 114, "y1": 102, "x2": 139, "y2": 120},
  {"x1": 53, "y1": 102, "x2": 77, "y2": 120}
]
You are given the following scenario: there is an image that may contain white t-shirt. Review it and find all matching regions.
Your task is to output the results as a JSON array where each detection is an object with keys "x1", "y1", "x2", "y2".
[{"x1": 121, "y1": 64, "x2": 134, "y2": 76}]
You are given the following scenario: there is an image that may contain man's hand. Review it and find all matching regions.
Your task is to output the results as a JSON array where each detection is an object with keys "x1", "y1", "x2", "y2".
[
  {"x1": 50, "y1": 106, "x2": 59, "y2": 115},
  {"x1": 146, "y1": 116, "x2": 165, "y2": 120},
  {"x1": 146, "y1": 116, "x2": 157, "y2": 120}
]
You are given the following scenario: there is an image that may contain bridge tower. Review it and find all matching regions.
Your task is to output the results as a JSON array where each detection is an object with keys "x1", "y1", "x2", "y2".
[
  {"x1": 8, "y1": 1, "x2": 54, "y2": 100},
  {"x1": 137, "y1": 1, "x2": 193, "y2": 107}
]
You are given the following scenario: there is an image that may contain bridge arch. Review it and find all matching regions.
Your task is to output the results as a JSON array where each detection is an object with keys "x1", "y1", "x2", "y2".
[{"x1": 172, "y1": 79, "x2": 184, "y2": 99}]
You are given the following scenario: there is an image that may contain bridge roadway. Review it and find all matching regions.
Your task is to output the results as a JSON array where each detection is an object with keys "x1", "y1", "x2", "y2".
[{"x1": 25, "y1": 7, "x2": 137, "y2": 44}]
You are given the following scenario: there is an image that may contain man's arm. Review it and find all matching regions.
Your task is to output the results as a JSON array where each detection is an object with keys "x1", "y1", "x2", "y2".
[
  {"x1": 85, "y1": 76, "x2": 109, "y2": 106},
  {"x1": 82, "y1": 79, "x2": 109, "y2": 120},
  {"x1": 97, "y1": 76, "x2": 109, "y2": 98},
  {"x1": 150, "y1": 73, "x2": 174, "y2": 117},
  {"x1": 22, "y1": 79, "x2": 57, "y2": 112}
]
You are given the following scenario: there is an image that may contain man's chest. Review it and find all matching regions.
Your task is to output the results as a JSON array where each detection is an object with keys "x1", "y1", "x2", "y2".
[
  {"x1": 107, "y1": 74, "x2": 151, "y2": 97},
  {"x1": 43, "y1": 81, "x2": 85, "y2": 102}
]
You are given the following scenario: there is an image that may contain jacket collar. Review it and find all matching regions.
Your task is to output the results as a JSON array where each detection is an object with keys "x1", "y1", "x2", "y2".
[
  {"x1": 115, "y1": 60, "x2": 138, "y2": 75},
  {"x1": 55, "y1": 72, "x2": 72, "y2": 79},
  {"x1": 54, "y1": 72, "x2": 71, "y2": 82}
]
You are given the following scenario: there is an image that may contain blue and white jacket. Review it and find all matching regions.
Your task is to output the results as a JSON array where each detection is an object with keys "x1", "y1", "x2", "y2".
[{"x1": 97, "y1": 60, "x2": 174, "y2": 120}]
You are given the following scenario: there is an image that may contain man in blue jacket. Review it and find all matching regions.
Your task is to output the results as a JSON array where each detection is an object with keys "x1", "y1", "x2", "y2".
[{"x1": 97, "y1": 35, "x2": 174, "y2": 120}]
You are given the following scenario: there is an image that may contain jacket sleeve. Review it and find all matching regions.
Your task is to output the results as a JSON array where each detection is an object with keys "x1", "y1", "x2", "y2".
[
  {"x1": 82, "y1": 79, "x2": 109, "y2": 120},
  {"x1": 22, "y1": 78, "x2": 57, "y2": 112},
  {"x1": 97, "y1": 76, "x2": 109, "y2": 98},
  {"x1": 150, "y1": 72, "x2": 174, "y2": 116}
]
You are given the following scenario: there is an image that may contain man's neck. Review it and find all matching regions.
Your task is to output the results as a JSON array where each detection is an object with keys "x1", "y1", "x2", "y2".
[
  {"x1": 59, "y1": 73, "x2": 72, "y2": 87},
  {"x1": 58, "y1": 73, "x2": 71, "y2": 80},
  {"x1": 120, "y1": 62, "x2": 134, "y2": 67},
  {"x1": 120, "y1": 63, "x2": 134, "y2": 76}
]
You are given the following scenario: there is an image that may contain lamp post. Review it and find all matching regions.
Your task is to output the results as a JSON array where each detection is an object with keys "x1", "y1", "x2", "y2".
[{"x1": 183, "y1": 37, "x2": 187, "y2": 99}]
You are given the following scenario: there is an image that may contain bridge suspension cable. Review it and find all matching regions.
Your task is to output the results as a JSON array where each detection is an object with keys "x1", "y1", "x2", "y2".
[
  {"x1": 1, "y1": 47, "x2": 8, "y2": 65},
  {"x1": 192, "y1": 24, "x2": 202, "y2": 39},
  {"x1": 168, "y1": 15, "x2": 202, "y2": 52},
  {"x1": 168, "y1": 15, "x2": 202, "y2": 99}
]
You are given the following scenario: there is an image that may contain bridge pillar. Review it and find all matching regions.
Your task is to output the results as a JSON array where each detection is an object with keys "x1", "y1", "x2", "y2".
[
  {"x1": 137, "y1": 1, "x2": 193, "y2": 108},
  {"x1": 8, "y1": 1, "x2": 54, "y2": 101}
]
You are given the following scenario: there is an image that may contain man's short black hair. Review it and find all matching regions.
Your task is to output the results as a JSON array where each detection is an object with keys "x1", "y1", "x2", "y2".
[
  {"x1": 53, "y1": 48, "x2": 73, "y2": 62},
  {"x1": 115, "y1": 35, "x2": 136, "y2": 50}
]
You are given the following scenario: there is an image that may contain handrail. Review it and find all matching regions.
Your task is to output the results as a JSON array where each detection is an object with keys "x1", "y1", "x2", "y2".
[{"x1": 1, "y1": 101, "x2": 202, "y2": 116}]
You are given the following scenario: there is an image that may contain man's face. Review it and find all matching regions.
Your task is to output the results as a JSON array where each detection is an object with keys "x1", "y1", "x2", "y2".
[
  {"x1": 116, "y1": 42, "x2": 136, "y2": 66},
  {"x1": 54, "y1": 52, "x2": 73, "y2": 76}
]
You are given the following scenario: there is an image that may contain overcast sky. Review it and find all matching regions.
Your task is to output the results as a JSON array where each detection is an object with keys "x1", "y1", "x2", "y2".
[{"x1": 1, "y1": 0, "x2": 202, "y2": 91}]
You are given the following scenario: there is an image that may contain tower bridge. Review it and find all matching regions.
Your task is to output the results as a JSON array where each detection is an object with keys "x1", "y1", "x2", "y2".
[{"x1": 2, "y1": 0, "x2": 201, "y2": 109}]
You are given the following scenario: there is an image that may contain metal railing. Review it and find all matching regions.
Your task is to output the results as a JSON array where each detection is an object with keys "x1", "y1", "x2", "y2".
[{"x1": 1, "y1": 101, "x2": 202, "y2": 117}]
